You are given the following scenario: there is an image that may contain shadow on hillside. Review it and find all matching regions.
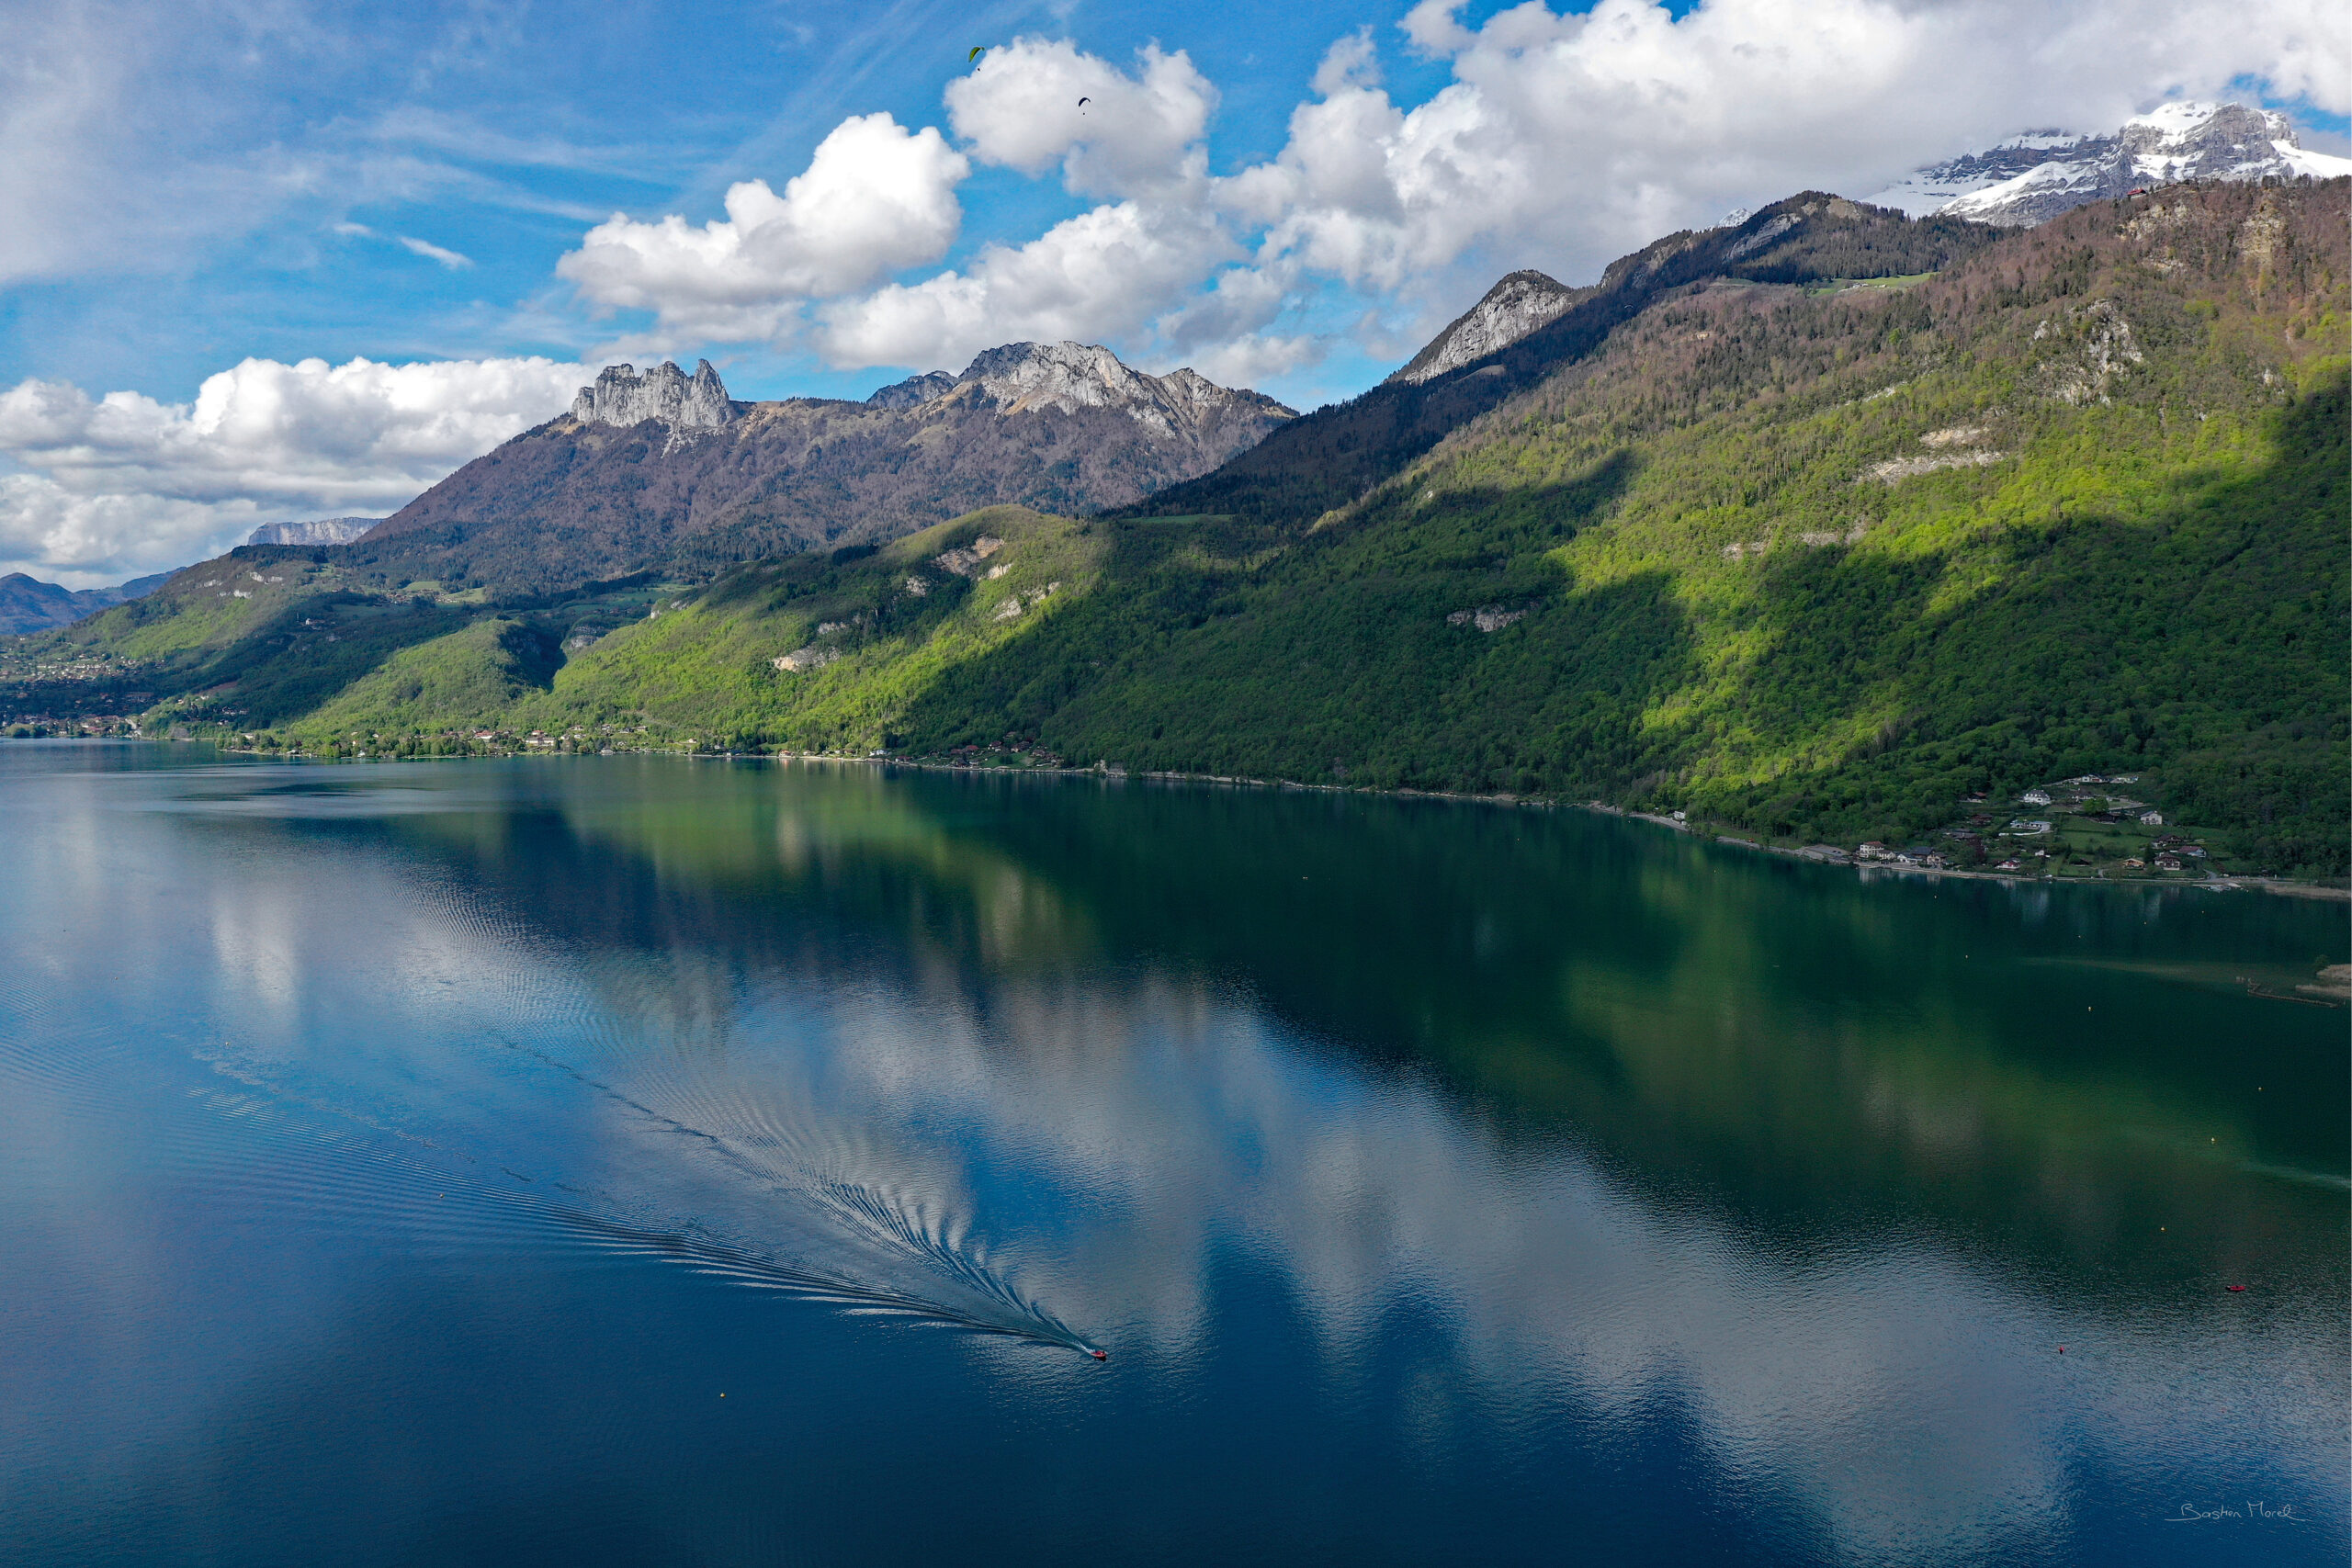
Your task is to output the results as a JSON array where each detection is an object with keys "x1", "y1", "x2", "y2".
[
  {"x1": 875, "y1": 454, "x2": 1649, "y2": 779},
  {"x1": 58, "y1": 596, "x2": 499, "y2": 730},
  {"x1": 1701, "y1": 367, "x2": 2349, "y2": 862}
]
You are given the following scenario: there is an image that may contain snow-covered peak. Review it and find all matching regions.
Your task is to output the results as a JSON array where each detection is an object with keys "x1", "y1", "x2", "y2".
[
  {"x1": 2126, "y1": 98, "x2": 2229, "y2": 135},
  {"x1": 2277, "y1": 141, "x2": 2352, "y2": 181},
  {"x1": 1866, "y1": 102, "x2": 2350, "y2": 229}
]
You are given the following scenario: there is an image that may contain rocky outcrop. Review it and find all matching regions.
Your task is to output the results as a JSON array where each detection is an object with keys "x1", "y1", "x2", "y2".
[
  {"x1": 1867, "y1": 102, "x2": 2352, "y2": 229},
  {"x1": 1446, "y1": 604, "x2": 1526, "y2": 633},
  {"x1": 2032, "y1": 299, "x2": 2145, "y2": 405},
  {"x1": 866, "y1": 371, "x2": 958, "y2": 410},
  {"x1": 247, "y1": 517, "x2": 381, "y2": 547},
  {"x1": 570, "y1": 359, "x2": 737, "y2": 431},
  {"x1": 932, "y1": 536, "x2": 1007, "y2": 576},
  {"x1": 1388, "y1": 272, "x2": 1584, "y2": 385}
]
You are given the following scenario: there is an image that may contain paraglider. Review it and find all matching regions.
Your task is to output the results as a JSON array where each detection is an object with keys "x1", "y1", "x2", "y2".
[
  {"x1": 1078, "y1": 96, "x2": 1090, "y2": 107},
  {"x1": 967, "y1": 45, "x2": 986, "y2": 62}
]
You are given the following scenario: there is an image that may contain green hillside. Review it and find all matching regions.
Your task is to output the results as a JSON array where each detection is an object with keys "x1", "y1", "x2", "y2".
[{"x1": 9, "y1": 181, "x2": 2344, "y2": 874}]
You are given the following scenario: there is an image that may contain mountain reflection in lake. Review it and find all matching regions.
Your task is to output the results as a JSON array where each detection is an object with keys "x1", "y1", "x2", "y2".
[{"x1": 0, "y1": 744, "x2": 2342, "y2": 1565}]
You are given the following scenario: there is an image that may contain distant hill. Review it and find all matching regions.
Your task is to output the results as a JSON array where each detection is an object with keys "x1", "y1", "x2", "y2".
[
  {"x1": 0, "y1": 570, "x2": 173, "y2": 636},
  {"x1": 1866, "y1": 101, "x2": 2352, "y2": 227},
  {"x1": 330, "y1": 345, "x2": 1294, "y2": 594}
]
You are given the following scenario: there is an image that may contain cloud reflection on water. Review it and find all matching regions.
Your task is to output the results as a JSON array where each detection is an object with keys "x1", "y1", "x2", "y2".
[{"x1": 5, "y1": 750, "x2": 2343, "y2": 1562}]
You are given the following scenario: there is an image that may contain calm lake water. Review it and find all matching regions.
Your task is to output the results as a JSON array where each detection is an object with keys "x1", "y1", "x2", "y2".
[{"x1": 0, "y1": 742, "x2": 2343, "y2": 1565}]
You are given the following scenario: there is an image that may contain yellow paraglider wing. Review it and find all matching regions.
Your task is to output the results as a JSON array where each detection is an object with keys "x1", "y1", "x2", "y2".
[{"x1": 967, "y1": 45, "x2": 986, "y2": 62}]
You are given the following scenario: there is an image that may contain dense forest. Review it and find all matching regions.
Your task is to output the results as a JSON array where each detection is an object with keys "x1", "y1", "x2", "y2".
[{"x1": 11, "y1": 181, "x2": 2346, "y2": 874}]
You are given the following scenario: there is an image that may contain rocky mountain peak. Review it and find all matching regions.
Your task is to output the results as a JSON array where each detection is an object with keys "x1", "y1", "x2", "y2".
[
  {"x1": 571, "y1": 359, "x2": 736, "y2": 431},
  {"x1": 959, "y1": 341, "x2": 1152, "y2": 413},
  {"x1": 1866, "y1": 101, "x2": 2352, "y2": 229},
  {"x1": 861, "y1": 341, "x2": 1294, "y2": 438},
  {"x1": 1388, "y1": 271, "x2": 1582, "y2": 386}
]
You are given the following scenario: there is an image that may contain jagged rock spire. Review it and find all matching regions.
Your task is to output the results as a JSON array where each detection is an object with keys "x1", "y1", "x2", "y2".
[{"x1": 571, "y1": 359, "x2": 736, "y2": 431}]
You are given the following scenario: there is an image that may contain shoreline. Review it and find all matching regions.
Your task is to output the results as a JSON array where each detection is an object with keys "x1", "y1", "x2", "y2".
[
  {"x1": 792, "y1": 749, "x2": 2352, "y2": 904},
  {"x1": 55, "y1": 735, "x2": 2351, "y2": 902}
]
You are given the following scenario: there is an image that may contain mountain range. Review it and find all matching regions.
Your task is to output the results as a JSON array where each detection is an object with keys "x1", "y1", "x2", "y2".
[
  {"x1": 1867, "y1": 101, "x2": 2352, "y2": 227},
  {"x1": 328, "y1": 344, "x2": 1293, "y2": 594},
  {"x1": 9, "y1": 172, "x2": 2346, "y2": 876},
  {"x1": 0, "y1": 571, "x2": 172, "y2": 637}
]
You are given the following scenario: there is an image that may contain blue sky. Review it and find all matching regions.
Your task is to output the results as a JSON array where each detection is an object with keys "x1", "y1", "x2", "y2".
[
  {"x1": 1, "y1": 0, "x2": 2344, "y2": 583},
  {"x1": 4, "y1": 0, "x2": 1504, "y2": 406}
]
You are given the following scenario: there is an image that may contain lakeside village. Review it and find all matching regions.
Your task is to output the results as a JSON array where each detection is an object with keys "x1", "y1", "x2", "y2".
[{"x1": 1787, "y1": 774, "x2": 2219, "y2": 880}]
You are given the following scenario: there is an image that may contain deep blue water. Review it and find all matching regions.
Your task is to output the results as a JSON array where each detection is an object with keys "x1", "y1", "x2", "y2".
[{"x1": 0, "y1": 743, "x2": 2343, "y2": 1565}]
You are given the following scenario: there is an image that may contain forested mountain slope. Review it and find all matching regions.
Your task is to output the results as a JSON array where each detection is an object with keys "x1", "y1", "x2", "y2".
[{"x1": 1119, "y1": 193, "x2": 1998, "y2": 527}]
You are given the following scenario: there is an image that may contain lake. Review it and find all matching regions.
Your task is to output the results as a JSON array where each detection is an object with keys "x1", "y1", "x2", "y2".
[{"x1": 0, "y1": 742, "x2": 2342, "y2": 1565}]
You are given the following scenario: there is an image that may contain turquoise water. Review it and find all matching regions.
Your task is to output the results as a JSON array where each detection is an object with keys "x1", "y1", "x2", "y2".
[{"x1": 0, "y1": 743, "x2": 2342, "y2": 1564}]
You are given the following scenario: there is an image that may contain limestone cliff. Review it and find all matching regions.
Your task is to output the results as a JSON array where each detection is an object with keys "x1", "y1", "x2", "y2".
[{"x1": 570, "y1": 359, "x2": 737, "y2": 431}]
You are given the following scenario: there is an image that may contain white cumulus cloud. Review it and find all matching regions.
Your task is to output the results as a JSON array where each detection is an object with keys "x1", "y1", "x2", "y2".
[
  {"x1": 1242, "y1": 0, "x2": 2352, "y2": 315},
  {"x1": 946, "y1": 39, "x2": 1217, "y2": 197},
  {"x1": 819, "y1": 200, "x2": 1238, "y2": 373},
  {"x1": 0, "y1": 355, "x2": 591, "y2": 585},
  {"x1": 558, "y1": 112, "x2": 969, "y2": 345}
]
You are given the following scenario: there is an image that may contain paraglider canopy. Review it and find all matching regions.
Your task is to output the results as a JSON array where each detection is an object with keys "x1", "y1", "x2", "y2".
[{"x1": 967, "y1": 45, "x2": 986, "y2": 62}]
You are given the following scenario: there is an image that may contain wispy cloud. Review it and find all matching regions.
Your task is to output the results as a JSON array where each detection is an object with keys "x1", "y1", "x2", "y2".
[
  {"x1": 364, "y1": 105, "x2": 689, "y2": 182},
  {"x1": 397, "y1": 234, "x2": 474, "y2": 268}
]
